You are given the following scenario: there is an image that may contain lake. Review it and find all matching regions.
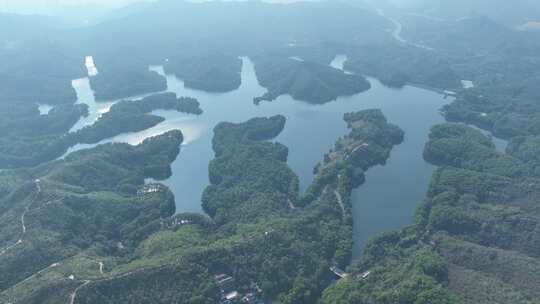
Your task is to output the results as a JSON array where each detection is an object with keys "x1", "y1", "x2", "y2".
[{"x1": 67, "y1": 55, "x2": 468, "y2": 256}]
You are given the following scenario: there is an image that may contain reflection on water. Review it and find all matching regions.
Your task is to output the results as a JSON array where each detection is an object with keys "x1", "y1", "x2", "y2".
[
  {"x1": 70, "y1": 78, "x2": 114, "y2": 132},
  {"x1": 329, "y1": 55, "x2": 347, "y2": 70},
  {"x1": 85, "y1": 56, "x2": 98, "y2": 77},
  {"x1": 69, "y1": 78, "x2": 166, "y2": 133},
  {"x1": 37, "y1": 103, "x2": 53, "y2": 115},
  {"x1": 148, "y1": 57, "x2": 449, "y2": 257},
  {"x1": 62, "y1": 112, "x2": 204, "y2": 158},
  {"x1": 69, "y1": 55, "x2": 501, "y2": 256}
]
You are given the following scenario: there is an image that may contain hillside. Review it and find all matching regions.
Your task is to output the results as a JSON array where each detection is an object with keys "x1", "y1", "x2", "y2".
[
  {"x1": 390, "y1": 0, "x2": 540, "y2": 25},
  {"x1": 253, "y1": 57, "x2": 371, "y2": 104},
  {"x1": 164, "y1": 52, "x2": 242, "y2": 93},
  {"x1": 0, "y1": 111, "x2": 403, "y2": 303},
  {"x1": 0, "y1": 131, "x2": 183, "y2": 303},
  {"x1": 321, "y1": 123, "x2": 540, "y2": 304}
]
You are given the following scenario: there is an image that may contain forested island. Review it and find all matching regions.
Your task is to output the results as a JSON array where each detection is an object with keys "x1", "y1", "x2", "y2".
[
  {"x1": 253, "y1": 57, "x2": 371, "y2": 104},
  {"x1": 164, "y1": 52, "x2": 242, "y2": 93}
]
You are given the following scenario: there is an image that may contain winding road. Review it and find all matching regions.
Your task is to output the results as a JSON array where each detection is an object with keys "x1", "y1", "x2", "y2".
[
  {"x1": 69, "y1": 280, "x2": 91, "y2": 304},
  {"x1": 20, "y1": 207, "x2": 28, "y2": 235},
  {"x1": 334, "y1": 190, "x2": 346, "y2": 218},
  {"x1": 65, "y1": 258, "x2": 105, "y2": 303},
  {"x1": 0, "y1": 180, "x2": 40, "y2": 256},
  {"x1": 345, "y1": 143, "x2": 369, "y2": 161},
  {"x1": 374, "y1": 7, "x2": 435, "y2": 51}
]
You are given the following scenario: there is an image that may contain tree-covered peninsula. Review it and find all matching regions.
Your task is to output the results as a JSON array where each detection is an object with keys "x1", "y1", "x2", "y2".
[
  {"x1": 343, "y1": 44, "x2": 462, "y2": 90},
  {"x1": 0, "y1": 93, "x2": 201, "y2": 169},
  {"x1": 71, "y1": 92, "x2": 202, "y2": 144},
  {"x1": 164, "y1": 52, "x2": 242, "y2": 93},
  {"x1": 253, "y1": 57, "x2": 371, "y2": 104},
  {"x1": 89, "y1": 62, "x2": 167, "y2": 101},
  {"x1": 0, "y1": 131, "x2": 183, "y2": 303},
  {"x1": 0, "y1": 102, "x2": 88, "y2": 169},
  {"x1": 0, "y1": 110, "x2": 403, "y2": 303},
  {"x1": 321, "y1": 123, "x2": 540, "y2": 304}
]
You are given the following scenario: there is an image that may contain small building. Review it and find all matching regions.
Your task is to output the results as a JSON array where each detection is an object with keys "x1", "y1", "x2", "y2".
[
  {"x1": 360, "y1": 270, "x2": 371, "y2": 280},
  {"x1": 461, "y1": 80, "x2": 475, "y2": 89},
  {"x1": 225, "y1": 291, "x2": 239, "y2": 301},
  {"x1": 137, "y1": 183, "x2": 164, "y2": 196}
]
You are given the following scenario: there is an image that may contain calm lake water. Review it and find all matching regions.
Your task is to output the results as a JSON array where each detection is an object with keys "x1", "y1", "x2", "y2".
[{"x1": 67, "y1": 55, "x2": 489, "y2": 256}]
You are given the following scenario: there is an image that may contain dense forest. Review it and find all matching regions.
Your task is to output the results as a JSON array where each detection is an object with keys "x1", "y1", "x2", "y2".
[
  {"x1": 0, "y1": 110, "x2": 403, "y2": 303},
  {"x1": 71, "y1": 93, "x2": 202, "y2": 144},
  {"x1": 164, "y1": 52, "x2": 242, "y2": 93},
  {"x1": 344, "y1": 44, "x2": 461, "y2": 90},
  {"x1": 0, "y1": 101, "x2": 87, "y2": 169},
  {"x1": 253, "y1": 56, "x2": 371, "y2": 104},
  {"x1": 89, "y1": 68, "x2": 166, "y2": 101},
  {"x1": 321, "y1": 123, "x2": 540, "y2": 303},
  {"x1": 2, "y1": 0, "x2": 540, "y2": 303},
  {"x1": 0, "y1": 131, "x2": 183, "y2": 303}
]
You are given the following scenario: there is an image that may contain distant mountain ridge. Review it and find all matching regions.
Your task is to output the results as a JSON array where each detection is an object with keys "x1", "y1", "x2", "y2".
[
  {"x1": 0, "y1": 1, "x2": 156, "y2": 27},
  {"x1": 389, "y1": 0, "x2": 540, "y2": 26}
]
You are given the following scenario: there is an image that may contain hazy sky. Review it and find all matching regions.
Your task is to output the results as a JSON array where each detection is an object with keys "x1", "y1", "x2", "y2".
[
  {"x1": 0, "y1": 0, "x2": 319, "y2": 14},
  {"x1": 0, "y1": 0, "x2": 152, "y2": 13}
]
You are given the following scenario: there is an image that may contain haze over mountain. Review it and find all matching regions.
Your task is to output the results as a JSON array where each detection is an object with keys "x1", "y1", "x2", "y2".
[
  {"x1": 0, "y1": 0, "x2": 151, "y2": 12},
  {"x1": 0, "y1": 0, "x2": 157, "y2": 26},
  {"x1": 387, "y1": 0, "x2": 540, "y2": 26},
  {"x1": 3, "y1": 1, "x2": 540, "y2": 303}
]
